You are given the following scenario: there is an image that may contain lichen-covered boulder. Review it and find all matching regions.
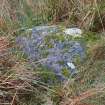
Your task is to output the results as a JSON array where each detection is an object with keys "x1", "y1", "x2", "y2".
[{"x1": 16, "y1": 26, "x2": 85, "y2": 80}]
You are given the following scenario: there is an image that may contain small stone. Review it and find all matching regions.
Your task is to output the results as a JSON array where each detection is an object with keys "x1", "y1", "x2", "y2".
[
  {"x1": 64, "y1": 28, "x2": 82, "y2": 37},
  {"x1": 67, "y1": 62, "x2": 75, "y2": 69}
]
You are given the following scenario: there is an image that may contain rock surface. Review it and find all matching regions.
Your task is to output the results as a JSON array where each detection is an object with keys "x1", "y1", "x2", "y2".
[
  {"x1": 64, "y1": 28, "x2": 82, "y2": 37},
  {"x1": 16, "y1": 26, "x2": 85, "y2": 80}
]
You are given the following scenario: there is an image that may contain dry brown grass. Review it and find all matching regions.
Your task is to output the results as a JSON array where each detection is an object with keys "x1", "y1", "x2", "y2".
[
  {"x1": 0, "y1": 37, "x2": 9, "y2": 52},
  {"x1": 0, "y1": 18, "x2": 7, "y2": 30},
  {"x1": 0, "y1": 36, "x2": 15, "y2": 69},
  {"x1": 0, "y1": 0, "x2": 105, "y2": 32},
  {"x1": 90, "y1": 44, "x2": 105, "y2": 61},
  {"x1": 60, "y1": 86, "x2": 105, "y2": 105}
]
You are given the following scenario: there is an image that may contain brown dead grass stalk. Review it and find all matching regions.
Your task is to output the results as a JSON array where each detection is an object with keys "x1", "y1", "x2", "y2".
[{"x1": 61, "y1": 86, "x2": 105, "y2": 105}]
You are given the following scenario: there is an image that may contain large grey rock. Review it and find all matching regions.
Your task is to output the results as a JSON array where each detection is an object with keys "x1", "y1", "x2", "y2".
[{"x1": 16, "y1": 26, "x2": 85, "y2": 81}]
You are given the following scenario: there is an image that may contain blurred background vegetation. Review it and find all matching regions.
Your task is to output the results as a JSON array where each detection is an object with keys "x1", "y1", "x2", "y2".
[{"x1": 1, "y1": 0, "x2": 105, "y2": 34}]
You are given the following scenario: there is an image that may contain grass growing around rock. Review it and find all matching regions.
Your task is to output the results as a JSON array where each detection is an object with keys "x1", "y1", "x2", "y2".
[{"x1": 1, "y1": 0, "x2": 105, "y2": 105}]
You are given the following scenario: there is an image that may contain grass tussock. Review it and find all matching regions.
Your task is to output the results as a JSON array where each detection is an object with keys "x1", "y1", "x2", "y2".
[{"x1": 1, "y1": 0, "x2": 105, "y2": 33}]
